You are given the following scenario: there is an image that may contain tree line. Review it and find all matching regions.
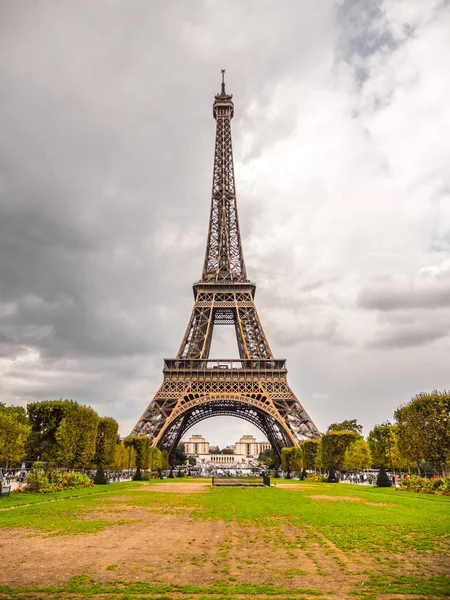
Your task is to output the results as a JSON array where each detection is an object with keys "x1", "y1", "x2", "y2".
[
  {"x1": 1, "y1": 390, "x2": 448, "y2": 475},
  {"x1": 280, "y1": 391, "x2": 450, "y2": 477},
  {"x1": 0, "y1": 400, "x2": 168, "y2": 481}
]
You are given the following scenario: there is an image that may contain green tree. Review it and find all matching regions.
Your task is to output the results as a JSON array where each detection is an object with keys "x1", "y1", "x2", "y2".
[
  {"x1": 124, "y1": 436, "x2": 149, "y2": 480},
  {"x1": 368, "y1": 423, "x2": 395, "y2": 469},
  {"x1": 173, "y1": 444, "x2": 186, "y2": 466},
  {"x1": 94, "y1": 417, "x2": 119, "y2": 484},
  {"x1": 27, "y1": 400, "x2": 100, "y2": 467},
  {"x1": 395, "y1": 391, "x2": 450, "y2": 471},
  {"x1": 327, "y1": 419, "x2": 363, "y2": 435},
  {"x1": 112, "y1": 441, "x2": 128, "y2": 470},
  {"x1": 94, "y1": 418, "x2": 118, "y2": 466},
  {"x1": 0, "y1": 405, "x2": 31, "y2": 468},
  {"x1": 161, "y1": 450, "x2": 169, "y2": 470},
  {"x1": 148, "y1": 447, "x2": 163, "y2": 472},
  {"x1": 343, "y1": 438, "x2": 371, "y2": 471},
  {"x1": 27, "y1": 400, "x2": 70, "y2": 464},
  {"x1": 281, "y1": 447, "x2": 293, "y2": 477},
  {"x1": 301, "y1": 440, "x2": 320, "y2": 471},
  {"x1": 258, "y1": 448, "x2": 275, "y2": 469},
  {"x1": 320, "y1": 431, "x2": 359, "y2": 481},
  {"x1": 55, "y1": 403, "x2": 99, "y2": 468},
  {"x1": 290, "y1": 447, "x2": 303, "y2": 472}
]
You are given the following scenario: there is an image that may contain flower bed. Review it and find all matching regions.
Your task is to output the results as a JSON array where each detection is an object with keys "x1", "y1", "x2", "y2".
[
  {"x1": 306, "y1": 473, "x2": 324, "y2": 482},
  {"x1": 19, "y1": 470, "x2": 94, "y2": 494},
  {"x1": 397, "y1": 476, "x2": 450, "y2": 496}
]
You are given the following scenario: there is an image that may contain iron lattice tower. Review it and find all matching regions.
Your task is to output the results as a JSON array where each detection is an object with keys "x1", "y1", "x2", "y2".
[{"x1": 131, "y1": 73, "x2": 320, "y2": 462}]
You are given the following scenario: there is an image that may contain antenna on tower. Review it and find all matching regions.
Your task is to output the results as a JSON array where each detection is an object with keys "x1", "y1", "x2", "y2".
[{"x1": 221, "y1": 69, "x2": 226, "y2": 95}]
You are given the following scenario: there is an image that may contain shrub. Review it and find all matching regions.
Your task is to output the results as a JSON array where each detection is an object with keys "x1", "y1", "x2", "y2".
[
  {"x1": 94, "y1": 464, "x2": 107, "y2": 485},
  {"x1": 25, "y1": 472, "x2": 52, "y2": 493},
  {"x1": 327, "y1": 467, "x2": 338, "y2": 483},
  {"x1": 397, "y1": 476, "x2": 450, "y2": 496},
  {"x1": 376, "y1": 466, "x2": 392, "y2": 488},
  {"x1": 306, "y1": 473, "x2": 324, "y2": 482},
  {"x1": 133, "y1": 468, "x2": 143, "y2": 481},
  {"x1": 142, "y1": 471, "x2": 159, "y2": 480},
  {"x1": 25, "y1": 470, "x2": 93, "y2": 493}
]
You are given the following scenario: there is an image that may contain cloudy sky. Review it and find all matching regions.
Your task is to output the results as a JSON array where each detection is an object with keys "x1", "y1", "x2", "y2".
[{"x1": 1, "y1": 0, "x2": 449, "y2": 447}]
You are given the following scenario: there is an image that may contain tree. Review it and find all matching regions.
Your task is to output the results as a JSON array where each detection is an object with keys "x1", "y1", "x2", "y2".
[
  {"x1": 301, "y1": 440, "x2": 319, "y2": 472},
  {"x1": 148, "y1": 447, "x2": 163, "y2": 472},
  {"x1": 27, "y1": 400, "x2": 100, "y2": 467},
  {"x1": 93, "y1": 417, "x2": 119, "y2": 484},
  {"x1": 395, "y1": 391, "x2": 450, "y2": 472},
  {"x1": 327, "y1": 419, "x2": 363, "y2": 435},
  {"x1": 0, "y1": 406, "x2": 31, "y2": 468},
  {"x1": 187, "y1": 456, "x2": 197, "y2": 466},
  {"x1": 281, "y1": 447, "x2": 293, "y2": 477},
  {"x1": 368, "y1": 423, "x2": 395, "y2": 469},
  {"x1": 290, "y1": 447, "x2": 303, "y2": 472},
  {"x1": 112, "y1": 441, "x2": 128, "y2": 470},
  {"x1": 161, "y1": 450, "x2": 169, "y2": 470},
  {"x1": 258, "y1": 448, "x2": 275, "y2": 469},
  {"x1": 56, "y1": 403, "x2": 99, "y2": 468},
  {"x1": 343, "y1": 438, "x2": 371, "y2": 471},
  {"x1": 173, "y1": 444, "x2": 186, "y2": 466},
  {"x1": 27, "y1": 400, "x2": 70, "y2": 464},
  {"x1": 320, "y1": 431, "x2": 360, "y2": 481},
  {"x1": 124, "y1": 436, "x2": 149, "y2": 480}
]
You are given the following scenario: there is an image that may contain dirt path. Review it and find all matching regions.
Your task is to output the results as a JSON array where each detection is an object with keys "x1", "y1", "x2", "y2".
[{"x1": 0, "y1": 504, "x2": 365, "y2": 599}]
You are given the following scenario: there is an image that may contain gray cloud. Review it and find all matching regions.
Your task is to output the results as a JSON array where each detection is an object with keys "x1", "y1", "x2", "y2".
[
  {"x1": 1, "y1": 0, "x2": 450, "y2": 443},
  {"x1": 370, "y1": 320, "x2": 449, "y2": 349},
  {"x1": 358, "y1": 282, "x2": 450, "y2": 310}
]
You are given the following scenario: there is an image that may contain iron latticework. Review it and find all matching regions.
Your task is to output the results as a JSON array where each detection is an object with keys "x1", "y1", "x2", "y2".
[{"x1": 131, "y1": 73, "x2": 320, "y2": 462}]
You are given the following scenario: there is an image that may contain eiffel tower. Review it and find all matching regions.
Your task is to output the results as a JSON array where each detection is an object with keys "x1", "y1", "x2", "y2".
[{"x1": 131, "y1": 72, "x2": 320, "y2": 463}]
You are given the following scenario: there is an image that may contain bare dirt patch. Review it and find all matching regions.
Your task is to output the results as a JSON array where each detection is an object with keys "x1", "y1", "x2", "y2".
[
  {"x1": 100, "y1": 496, "x2": 134, "y2": 502},
  {"x1": 0, "y1": 514, "x2": 368, "y2": 598},
  {"x1": 308, "y1": 495, "x2": 388, "y2": 506},
  {"x1": 276, "y1": 484, "x2": 316, "y2": 489}
]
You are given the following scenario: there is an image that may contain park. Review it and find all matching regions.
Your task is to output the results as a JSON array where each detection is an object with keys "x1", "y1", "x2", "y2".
[{"x1": 0, "y1": 477, "x2": 449, "y2": 599}]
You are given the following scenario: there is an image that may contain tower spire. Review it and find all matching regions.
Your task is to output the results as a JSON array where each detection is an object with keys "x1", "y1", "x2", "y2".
[{"x1": 202, "y1": 72, "x2": 246, "y2": 281}]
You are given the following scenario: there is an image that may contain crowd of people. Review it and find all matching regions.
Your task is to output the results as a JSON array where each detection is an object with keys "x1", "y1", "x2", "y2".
[{"x1": 341, "y1": 472, "x2": 376, "y2": 485}]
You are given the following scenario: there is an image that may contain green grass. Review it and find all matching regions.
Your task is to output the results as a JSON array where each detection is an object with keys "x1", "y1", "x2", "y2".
[
  {"x1": 0, "y1": 482, "x2": 146, "y2": 535},
  {"x1": 0, "y1": 576, "x2": 329, "y2": 599},
  {"x1": 174, "y1": 483, "x2": 450, "y2": 553},
  {"x1": 1, "y1": 479, "x2": 449, "y2": 598},
  {"x1": 0, "y1": 480, "x2": 142, "y2": 507}
]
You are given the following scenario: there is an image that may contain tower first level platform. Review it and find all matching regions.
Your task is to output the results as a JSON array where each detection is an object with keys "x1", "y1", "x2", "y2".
[{"x1": 132, "y1": 357, "x2": 320, "y2": 463}]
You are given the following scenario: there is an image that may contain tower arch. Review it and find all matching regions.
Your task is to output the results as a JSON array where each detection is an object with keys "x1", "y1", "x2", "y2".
[{"x1": 153, "y1": 393, "x2": 296, "y2": 463}]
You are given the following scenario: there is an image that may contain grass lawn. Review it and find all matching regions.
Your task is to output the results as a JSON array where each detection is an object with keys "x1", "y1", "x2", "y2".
[{"x1": 0, "y1": 479, "x2": 449, "y2": 599}]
